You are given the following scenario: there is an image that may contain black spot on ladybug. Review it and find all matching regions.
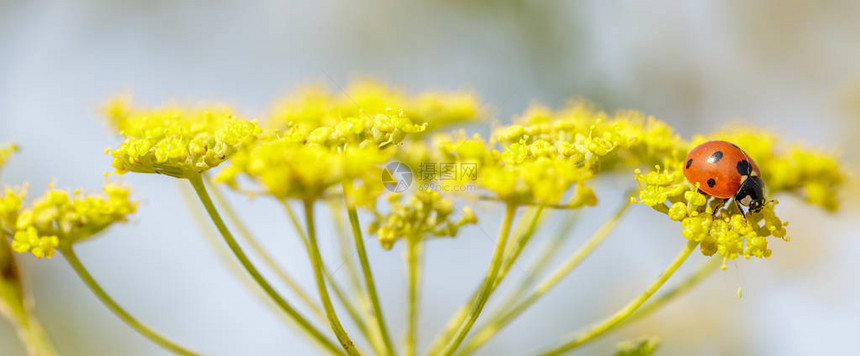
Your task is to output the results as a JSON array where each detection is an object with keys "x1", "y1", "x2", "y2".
[
  {"x1": 686, "y1": 159, "x2": 693, "y2": 169},
  {"x1": 707, "y1": 178, "x2": 716, "y2": 188},
  {"x1": 708, "y1": 151, "x2": 723, "y2": 163},
  {"x1": 736, "y1": 160, "x2": 751, "y2": 175}
]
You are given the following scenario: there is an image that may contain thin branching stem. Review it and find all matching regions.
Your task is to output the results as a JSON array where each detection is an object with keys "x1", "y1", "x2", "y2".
[
  {"x1": 281, "y1": 200, "x2": 378, "y2": 354},
  {"x1": 326, "y1": 200, "x2": 367, "y2": 301},
  {"x1": 61, "y1": 247, "x2": 199, "y2": 356},
  {"x1": 438, "y1": 203, "x2": 517, "y2": 356},
  {"x1": 342, "y1": 181, "x2": 398, "y2": 356},
  {"x1": 497, "y1": 210, "x2": 581, "y2": 308},
  {"x1": 328, "y1": 200, "x2": 387, "y2": 355},
  {"x1": 187, "y1": 174, "x2": 341, "y2": 355},
  {"x1": 405, "y1": 235, "x2": 424, "y2": 356},
  {"x1": 622, "y1": 257, "x2": 721, "y2": 326},
  {"x1": 202, "y1": 177, "x2": 326, "y2": 321},
  {"x1": 1, "y1": 242, "x2": 57, "y2": 356},
  {"x1": 535, "y1": 240, "x2": 700, "y2": 356},
  {"x1": 426, "y1": 205, "x2": 538, "y2": 355},
  {"x1": 459, "y1": 201, "x2": 629, "y2": 355},
  {"x1": 176, "y1": 181, "x2": 308, "y2": 330},
  {"x1": 302, "y1": 199, "x2": 361, "y2": 356},
  {"x1": 494, "y1": 206, "x2": 545, "y2": 289}
]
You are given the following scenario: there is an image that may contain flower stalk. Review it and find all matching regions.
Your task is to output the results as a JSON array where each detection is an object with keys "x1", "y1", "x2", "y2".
[
  {"x1": 427, "y1": 205, "x2": 542, "y2": 356},
  {"x1": 204, "y1": 177, "x2": 326, "y2": 321},
  {"x1": 343, "y1": 182, "x2": 398, "y2": 356},
  {"x1": 535, "y1": 239, "x2": 699, "y2": 356},
  {"x1": 301, "y1": 199, "x2": 361, "y2": 355},
  {"x1": 460, "y1": 199, "x2": 631, "y2": 354},
  {"x1": 187, "y1": 174, "x2": 341, "y2": 355},
  {"x1": 61, "y1": 247, "x2": 198, "y2": 356},
  {"x1": 405, "y1": 235, "x2": 423, "y2": 356},
  {"x1": 438, "y1": 203, "x2": 517, "y2": 356},
  {"x1": 281, "y1": 199, "x2": 379, "y2": 354},
  {"x1": 497, "y1": 210, "x2": 582, "y2": 310},
  {"x1": 622, "y1": 257, "x2": 722, "y2": 326},
  {"x1": 1, "y1": 241, "x2": 56, "y2": 356}
]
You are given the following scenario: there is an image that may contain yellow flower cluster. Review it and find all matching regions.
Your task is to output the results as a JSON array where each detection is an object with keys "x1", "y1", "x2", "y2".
[
  {"x1": 217, "y1": 106, "x2": 428, "y2": 202},
  {"x1": 368, "y1": 191, "x2": 477, "y2": 249},
  {"x1": 0, "y1": 143, "x2": 17, "y2": 174},
  {"x1": 632, "y1": 127, "x2": 844, "y2": 264},
  {"x1": 104, "y1": 97, "x2": 262, "y2": 178},
  {"x1": 216, "y1": 137, "x2": 389, "y2": 201},
  {"x1": 99, "y1": 89, "x2": 846, "y2": 267},
  {"x1": 419, "y1": 103, "x2": 683, "y2": 206},
  {"x1": 693, "y1": 128, "x2": 844, "y2": 211},
  {"x1": 267, "y1": 80, "x2": 482, "y2": 136},
  {"x1": 302, "y1": 110, "x2": 427, "y2": 149},
  {"x1": 495, "y1": 103, "x2": 686, "y2": 170},
  {"x1": 634, "y1": 165, "x2": 788, "y2": 264},
  {"x1": 0, "y1": 184, "x2": 137, "y2": 258},
  {"x1": 431, "y1": 132, "x2": 597, "y2": 205}
]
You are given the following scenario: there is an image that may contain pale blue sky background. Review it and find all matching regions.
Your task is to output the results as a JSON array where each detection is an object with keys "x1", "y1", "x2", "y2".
[{"x1": 1, "y1": 1, "x2": 858, "y2": 355}]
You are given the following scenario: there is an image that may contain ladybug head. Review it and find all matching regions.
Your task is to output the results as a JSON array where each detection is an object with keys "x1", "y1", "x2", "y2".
[
  {"x1": 748, "y1": 198, "x2": 765, "y2": 213},
  {"x1": 736, "y1": 175, "x2": 766, "y2": 213}
]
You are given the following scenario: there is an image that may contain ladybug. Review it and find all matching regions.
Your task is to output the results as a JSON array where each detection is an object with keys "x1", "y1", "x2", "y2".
[{"x1": 683, "y1": 140, "x2": 765, "y2": 217}]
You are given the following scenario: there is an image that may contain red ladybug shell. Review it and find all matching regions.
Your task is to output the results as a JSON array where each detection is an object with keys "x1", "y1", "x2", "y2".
[{"x1": 683, "y1": 141, "x2": 761, "y2": 199}]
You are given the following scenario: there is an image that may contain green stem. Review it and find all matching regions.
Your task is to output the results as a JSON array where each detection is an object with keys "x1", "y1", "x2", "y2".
[
  {"x1": 405, "y1": 236, "x2": 424, "y2": 356},
  {"x1": 494, "y1": 206, "x2": 544, "y2": 290},
  {"x1": 61, "y1": 247, "x2": 198, "y2": 356},
  {"x1": 15, "y1": 310, "x2": 56, "y2": 356},
  {"x1": 536, "y1": 240, "x2": 699, "y2": 356},
  {"x1": 204, "y1": 177, "x2": 326, "y2": 322},
  {"x1": 176, "y1": 181, "x2": 318, "y2": 331},
  {"x1": 342, "y1": 182, "x2": 398, "y2": 356},
  {"x1": 501, "y1": 210, "x2": 581, "y2": 308},
  {"x1": 459, "y1": 201, "x2": 629, "y2": 355},
  {"x1": 327, "y1": 200, "x2": 367, "y2": 304},
  {"x1": 1, "y1": 241, "x2": 57, "y2": 356},
  {"x1": 426, "y1": 205, "x2": 536, "y2": 356},
  {"x1": 281, "y1": 200, "x2": 377, "y2": 354},
  {"x1": 329, "y1": 200, "x2": 387, "y2": 356},
  {"x1": 302, "y1": 199, "x2": 361, "y2": 356},
  {"x1": 622, "y1": 257, "x2": 721, "y2": 326},
  {"x1": 187, "y1": 174, "x2": 341, "y2": 355},
  {"x1": 439, "y1": 203, "x2": 517, "y2": 356}
]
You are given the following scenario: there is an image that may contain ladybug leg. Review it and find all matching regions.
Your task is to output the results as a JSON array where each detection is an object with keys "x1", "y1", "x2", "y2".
[
  {"x1": 711, "y1": 198, "x2": 727, "y2": 217},
  {"x1": 734, "y1": 199, "x2": 749, "y2": 222}
]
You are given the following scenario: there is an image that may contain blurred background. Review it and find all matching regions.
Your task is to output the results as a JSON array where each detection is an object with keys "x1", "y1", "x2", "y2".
[{"x1": 1, "y1": 1, "x2": 858, "y2": 355}]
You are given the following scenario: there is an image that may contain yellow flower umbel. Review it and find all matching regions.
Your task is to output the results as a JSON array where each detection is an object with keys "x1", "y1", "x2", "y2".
[
  {"x1": 217, "y1": 137, "x2": 389, "y2": 201},
  {"x1": 693, "y1": 128, "x2": 845, "y2": 211},
  {"x1": 368, "y1": 191, "x2": 477, "y2": 249},
  {"x1": 218, "y1": 106, "x2": 427, "y2": 204},
  {"x1": 105, "y1": 97, "x2": 262, "y2": 179},
  {"x1": 267, "y1": 79, "x2": 483, "y2": 137},
  {"x1": 0, "y1": 145, "x2": 58, "y2": 356},
  {"x1": 633, "y1": 128, "x2": 845, "y2": 267},
  {"x1": 1, "y1": 184, "x2": 137, "y2": 258},
  {"x1": 426, "y1": 102, "x2": 682, "y2": 207},
  {"x1": 494, "y1": 103, "x2": 687, "y2": 172},
  {"x1": 0, "y1": 143, "x2": 18, "y2": 175},
  {"x1": 105, "y1": 97, "x2": 346, "y2": 354}
]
